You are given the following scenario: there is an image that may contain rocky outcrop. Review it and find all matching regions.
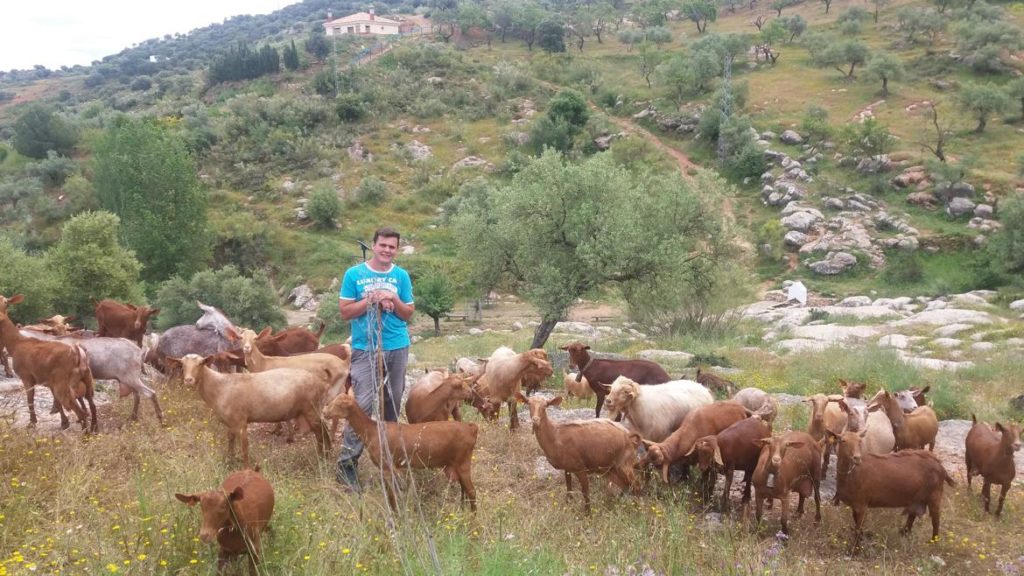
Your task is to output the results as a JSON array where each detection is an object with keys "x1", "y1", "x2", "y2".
[{"x1": 808, "y1": 251, "x2": 858, "y2": 275}]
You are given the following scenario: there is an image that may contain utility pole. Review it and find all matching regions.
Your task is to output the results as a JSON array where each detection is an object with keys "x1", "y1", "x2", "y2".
[{"x1": 328, "y1": 10, "x2": 339, "y2": 98}]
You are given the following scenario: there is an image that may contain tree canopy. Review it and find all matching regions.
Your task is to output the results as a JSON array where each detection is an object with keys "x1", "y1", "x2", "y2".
[
  {"x1": 12, "y1": 105, "x2": 78, "y2": 160},
  {"x1": 92, "y1": 117, "x2": 209, "y2": 285},
  {"x1": 453, "y1": 150, "x2": 739, "y2": 347}
]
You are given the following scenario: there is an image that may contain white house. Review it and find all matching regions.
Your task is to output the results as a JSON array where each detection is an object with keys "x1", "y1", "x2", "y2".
[{"x1": 323, "y1": 9, "x2": 401, "y2": 36}]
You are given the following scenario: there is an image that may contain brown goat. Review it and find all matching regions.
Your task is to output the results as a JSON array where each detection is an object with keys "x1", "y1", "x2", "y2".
[
  {"x1": 176, "y1": 468, "x2": 274, "y2": 576},
  {"x1": 639, "y1": 401, "x2": 750, "y2": 485},
  {"x1": 0, "y1": 294, "x2": 97, "y2": 432},
  {"x1": 478, "y1": 347, "x2": 553, "y2": 430},
  {"x1": 965, "y1": 415, "x2": 1022, "y2": 517},
  {"x1": 752, "y1": 430, "x2": 823, "y2": 535},
  {"x1": 695, "y1": 367, "x2": 736, "y2": 397},
  {"x1": 95, "y1": 299, "x2": 160, "y2": 347},
  {"x1": 517, "y1": 392, "x2": 639, "y2": 513},
  {"x1": 830, "y1": 429, "x2": 953, "y2": 551},
  {"x1": 869, "y1": 389, "x2": 938, "y2": 451},
  {"x1": 692, "y1": 415, "x2": 772, "y2": 512},
  {"x1": 324, "y1": 393, "x2": 479, "y2": 511},
  {"x1": 560, "y1": 341, "x2": 671, "y2": 418},
  {"x1": 406, "y1": 370, "x2": 482, "y2": 423},
  {"x1": 253, "y1": 323, "x2": 324, "y2": 357}
]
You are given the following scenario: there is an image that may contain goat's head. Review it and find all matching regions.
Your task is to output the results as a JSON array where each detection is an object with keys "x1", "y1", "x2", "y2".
[
  {"x1": 805, "y1": 394, "x2": 839, "y2": 428},
  {"x1": 175, "y1": 487, "x2": 244, "y2": 543},
  {"x1": 557, "y1": 341, "x2": 590, "y2": 365},
  {"x1": 605, "y1": 376, "x2": 639, "y2": 415},
  {"x1": 240, "y1": 328, "x2": 269, "y2": 357},
  {"x1": 995, "y1": 422, "x2": 1022, "y2": 455},
  {"x1": 688, "y1": 436, "x2": 724, "y2": 473},
  {"x1": 323, "y1": 392, "x2": 358, "y2": 421},
  {"x1": 756, "y1": 434, "x2": 809, "y2": 472},
  {"x1": 908, "y1": 385, "x2": 930, "y2": 407},
  {"x1": 516, "y1": 392, "x2": 561, "y2": 430},
  {"x1": 0, "y1": 294, "x2": 24, "y2": 321},
  {"x1": 829, "y1": 428, "x2": 867, "y2": 467},
  {"x1": 892, "y1": 389, "x2": 920, "y2": 413},
  {"x1": 133, "y1": 306, "x2": 160, "y2": 331},
  {"x1": 167, "y1": 354, "x2": 211, "y2": 387}
]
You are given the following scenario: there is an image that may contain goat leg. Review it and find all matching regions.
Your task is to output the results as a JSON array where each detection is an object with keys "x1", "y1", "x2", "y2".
[
  {"x1": 851, "y1": 506, "x2": 866, "y2": 553},
  {"x1": 564, "y1": 471, "x2": 573, "y2": 500},
  {"x1": 995, "y1": 483, "x2": 1010, "y2": 517},
  {"x1": 576, "y1": 472, "x2": 591, "y2": 514},
  {"x1": 780, "y1": 492, "x2": 791, "y2": 535},
  {"x1": 902, "y1": 508, "x2": 918, "y2": 535},
  {"x1": 981, "y1": 479, "x2": 992, "y2": 512},
  {"x1": 721, "y1": 467, "x2": 735, "y2": 513}
]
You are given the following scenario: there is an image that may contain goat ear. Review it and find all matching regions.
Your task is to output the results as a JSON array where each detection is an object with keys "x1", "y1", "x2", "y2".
[
  {"x1": 683, "y1": 444, "x2": 697, "y2": 458},
  {"x1": 641, "y1": 439, "x2": 656, "y2": 448},
  {"x1": 995, "y1": 422, "x2": 1005, "y2": 433},
  {"x1": 175, "y1": 493, "x2": 199, "y2": 506},
  {"x1": 548, "y1": 396, "x2": 564, "y2": 407},
  {"x1": 825, "y1": 430, "x2": 839, "y2": 443},
  {"x1": 514, "y1": 391, "x2": 528, "y2": 404},
  {"x1": 149, "y1": 308, "x2": 161, "y2": 317},
  {"x1": 918, "y1": 385, "x2": 930, "y2": 394},
  {"x1": 8, "y1": 294, "x2": 24, "y2": 305},
  {"x1": 584, "y1": 345, "x2": 591, "y2": 350},
  {"x1": 827, "y1": 394, "x2": 844, "y2": 402},
  {"x1": 228, "y1": 487, "x2": 244, "y2": 502},
  {"x1": 713, "y1": 446, "x2": 725, "y2": 468},
  {"x1": 258, "y1": 327, "x2": 272, "y2": 339},
  {"x1": 202, "y1": 355, "x2": 218, "y2": 367},
  {"x1": 65, "y1": 314, "x2": 78, "y2": 323},
  {"x1": 164, "y1": 357, "x2": 182, "y2": 369},
  {"x1": 558, "y1": 345, "x2": 568, "y2": 351},
  {"x1": 784, "y1": 440, "x2": 805, "y2": 450},
  {"x1": 837, "y1": 399, "x2": 849, "y2": 413},
  {"x1": 755, "y1": 437, "x2": 772, "y2": 448},
  {"x1": 866, "y1": 402, "x2": 881, "y2": 412},
  {"x1": 224, "y1": 325, "x2": 241, "y2": 342},
  {"x1": 858, "y1": 429, "x2": 868, "y2": 438}
]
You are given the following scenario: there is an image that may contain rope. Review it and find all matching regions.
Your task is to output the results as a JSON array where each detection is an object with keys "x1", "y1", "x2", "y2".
[{"x1": 364, "y1": 303, "x2": 442, "y2": 576}]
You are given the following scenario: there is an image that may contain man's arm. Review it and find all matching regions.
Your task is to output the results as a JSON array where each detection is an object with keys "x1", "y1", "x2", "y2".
[{"x1": 339, "y1": 297, "x2": 368, "y2": 321}]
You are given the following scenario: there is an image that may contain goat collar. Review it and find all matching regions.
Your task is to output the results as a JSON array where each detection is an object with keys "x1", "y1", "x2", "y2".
[{"x1": 576, "y1": 357, "x2": 593, "y2": 382}]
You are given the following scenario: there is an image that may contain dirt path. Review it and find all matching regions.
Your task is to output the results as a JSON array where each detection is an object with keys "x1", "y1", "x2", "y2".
[{"x1": 602, "y1": 111, "x2": 700, "y2": 178}]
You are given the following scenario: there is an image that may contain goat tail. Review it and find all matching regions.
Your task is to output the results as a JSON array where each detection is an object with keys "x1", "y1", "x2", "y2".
[
  {"x1": 314, "y1": 319, "x2": 327, "y2": 340},
  {"x1": 943, "y1": 468, "x2": 955, "y2": 487},
  {"x1": 971, "y1": 413, "x2": 977, "y2": 425}
]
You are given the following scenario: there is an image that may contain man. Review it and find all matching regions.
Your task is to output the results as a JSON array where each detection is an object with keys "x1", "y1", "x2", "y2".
[{"x1": 336, "y1": 227, "x2": 415, "y2": 490}]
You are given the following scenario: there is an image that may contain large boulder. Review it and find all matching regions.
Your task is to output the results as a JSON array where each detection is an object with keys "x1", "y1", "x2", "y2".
[
  {"x1": 808, "y1": 252, "x2": 858, "y2": 275},
  {"x1": 406, "y1": 140, "x2": 433, "y2": 161},
  {"x1": 781, "y1": 210, "x2": 823, "y2": 233},
  {"x1": 891, "y1": 166, "x2": 927, "y2": 188},
  {"x1": 946, "y1": 197, "x2": 976, "y2": 218},
  {"x1": 780, "y1": 130, "x2": 804, "y2": 145},
  {"x1": 856, "y1": 155, "x2": 892, "y2": 174}
]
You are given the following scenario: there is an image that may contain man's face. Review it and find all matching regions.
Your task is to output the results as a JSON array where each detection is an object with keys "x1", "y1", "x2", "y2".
[{"x1": 372, "y1": 235, "x2": 399, "y2": 266}]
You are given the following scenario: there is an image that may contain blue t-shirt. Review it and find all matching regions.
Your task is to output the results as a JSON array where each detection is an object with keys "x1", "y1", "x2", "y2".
[{"x1": 340, "y1": 262, "x2": 414, "y2": 351}]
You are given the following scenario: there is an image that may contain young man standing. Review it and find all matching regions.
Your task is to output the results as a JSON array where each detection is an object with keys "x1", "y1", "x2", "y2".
[{"x1": 336, "y1": 227, "x2": 415, "y2": 490}]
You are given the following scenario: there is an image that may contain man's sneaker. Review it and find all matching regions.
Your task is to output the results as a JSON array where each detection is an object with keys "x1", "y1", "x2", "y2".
[{"x1": 336, "y1": 460, "x2": 361, "y2": 493}]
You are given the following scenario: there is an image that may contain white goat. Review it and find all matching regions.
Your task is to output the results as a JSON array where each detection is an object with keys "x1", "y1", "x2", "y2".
[{"x1": 604, "y1": 376, "x2": 714, "y2": 443}]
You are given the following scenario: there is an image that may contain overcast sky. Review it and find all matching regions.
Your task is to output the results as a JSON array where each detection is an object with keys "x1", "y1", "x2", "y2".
[{"x1": 1, "y1": 0, "x2": 298, "y2": 71}]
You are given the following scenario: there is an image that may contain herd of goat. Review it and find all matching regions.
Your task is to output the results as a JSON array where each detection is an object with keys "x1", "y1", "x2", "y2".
[{"x1": 0, "y1": 292, "x2": 1021, "y2": 573}]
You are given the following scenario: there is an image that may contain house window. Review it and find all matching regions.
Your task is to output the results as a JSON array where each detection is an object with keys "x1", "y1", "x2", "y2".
[
  {"x1": 333, "y1": 27, "x2": 341, "y2": 35},
  {"x1": 365, "y1": 25, "x2": 371, "y2": 33},
  {"x1": 347, "y1": 26, "x2": 354, "y2": 34}
]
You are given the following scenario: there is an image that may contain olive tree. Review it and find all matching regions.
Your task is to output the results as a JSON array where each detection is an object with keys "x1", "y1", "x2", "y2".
[
  {"x1": 957, "y1": 82, "x2": 1009, "y2": 133},
  {"x1": 453, "y1": 150, "x2": 740, "y2": 348}
]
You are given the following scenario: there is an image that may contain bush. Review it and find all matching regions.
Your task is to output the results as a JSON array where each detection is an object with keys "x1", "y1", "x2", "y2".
[
  {"x1": 800, "y1": 105, "x2": 831, "y2": 142},
  {"x1": 130, "y1": 77, "x2": 152, "y2": 91},
  {"x1": 307, "y1": 185, "x2": 342, "y2": 228},
  {"x1": 355, "y1": 176, "x2": 388, "y2": 205},
  {"x1": 154, "y1": 265, "x2": 284, "y2": 330},
  {"x1": 841, "y1": 117, "x2": 894, "y2": 157},
  {"x1": 0, "y1": 238, "x2": 58, "y2": 323},
  {"x1": 986, "y1": 192, "x2": 1024, "y2": 275},
  {"x1": 45, "y1": 211, "x2": 144, "y2": 319},
  {"x1": 316, "y1": 292, "x2": 349, "y2": 341},
  {"x1": 528, "y1": 116, "x2": 573, "y2": 155},
  {"x1": 334, "y1": 94, "x2": 365, "y2": 122},
  {"x1": 210, "y1": 212, "x2": 271, "y2": 275},
  {"x1": 12, "y1": 105, "x2": 78, "y2": 159},
  {"x1": 24, "y1": 151, "x2": 76, "y2": 188},
  {"x1": 882, "y1": 251, "x2": 925, "y2": 285}
]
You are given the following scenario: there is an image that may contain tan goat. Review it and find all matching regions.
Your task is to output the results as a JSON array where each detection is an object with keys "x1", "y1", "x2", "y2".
[
  {"x1": 406, "y1": 370, "x2": 482, "y2": 423},
  {"x1": 478, "y1": 346, "x2": 553, "y2": 430},
  {"x1": 166, "y1": 354, "x2": 330, "y2": 468},
  {"x1": 324, "y1": 393, "x2": 479, "y2": 511},
  {"x1": 563, "y1": 370, "x2": 593, "y2": 400},
  {"x1": 965, "y1": 415, "x2": 1022, "y2": 517},
  {"x1": 517, "y1": 392, "x2": 639, "y2": 514},
  {"x1": 752, "y1": 430, "x2": 823, "y2": 535}
]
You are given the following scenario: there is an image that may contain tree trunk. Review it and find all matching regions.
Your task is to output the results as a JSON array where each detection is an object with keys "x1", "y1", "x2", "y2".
[
  {"x1": 881, "y1": 77, "x2": 889, "y2": 96},
  {"x1": 530, "y1": 318, "x2": 559, "y2": 349},
  {"x1": 1019, "y1": 97, "x2": 1024, "y2": 120},
  {"x1": 976, "y1": 115, "x2": 986, "y2": 134},
  {"x1": 825, "y1": 0, "x2": 831, "y2": 14},
  {"x1": 433, "y1": 316, "x2": 441, "y2": 337}
]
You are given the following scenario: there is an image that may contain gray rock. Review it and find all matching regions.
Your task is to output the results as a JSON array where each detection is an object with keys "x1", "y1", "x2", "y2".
[
  {"x1": 511, "y1": 321, "x2": 524, "y2": 331},
  {"x1": 898, "y1": 354, "x2": 974, "y2": 371},
  {"x1": 468, "y1": 328, "x2": 485, "y2": 336},
  {"x1": 287, "y1": 284, "x2": 316, "y2": 310},
  {"x1": 838, "y1": 296, "x2": 872, "y2": 307},
  {"x1": 878, "y1": 334, "x2": 910, "y2": 349},
  {"x1": 856, "y1": 154, "x2": 891, "y2": 174},
  {"x1": 294, "y1": 207, "x2": 309, "y2": 222},
  {"x1": 554, "y1": 321, "x2": 598, "y2": 338},
  {"x1": 281, "y1": 179, "x2": 296, "y2": 192},
  {"x1": 780, "y1": 130, "x2": 804, "y2": 145},
  {"x1": 638, "y1": 349, "x2": 694, "y2": 363},
  {"x1": 347, "y1": 141, "x2": 373, "y2": 162},
  {"x1": 452, "y1": 156, "x2": 493, "y2": 171},
  {"x1": 1009, "y1": 299, "x2": 1024, "y2": 312},
  {"x1": 808, "y1": 252, "x2": 858, "y2": 275},
  {"x1": 823, "y1": 197, "x2": 845, "y2": 211},
  {"x1": 782, "y1": 211, "x2": 821, "y2": 233},
  {"x1": 974, "y1": 204, "x2": 994, "y2": 218},
  {"x1": 970, "y1": 342, "x2": 995, "y2": 352},
  {"x1": 946, "y1": 197, "x2": 976, "y2": 218},
  {"x1": 791, "y1": 324, "x2": 881, "y2": 343},
  {"x1": 931, "y1": 338, "x2": 962, "y2": 349},
  {"x1": 761, "y1": 131, "x2": 777, "y2": 141},
  {"x1": 784, "y1": 231, "x2": 809, "y2": 247},
  {"x1": 406, "y1": 140, "x2": 433, "y2": 161},
  {"x1": 892, "y1": 308, "x2": 998, "y2": 328},
  {"x1": 933, "y1": 323, "x2": 973, "y2": 337},
  {"x1": 775, "y1": 339, "x2": 830, "y2": 353},
  {"x1": 507, "y1": 132, "x2": 530, "y2": 146}
]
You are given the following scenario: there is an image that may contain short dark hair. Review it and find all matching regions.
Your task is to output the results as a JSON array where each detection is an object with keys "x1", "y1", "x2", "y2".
[{"x1": 373, "y1": 227, "x2": 400, "y2": 244}]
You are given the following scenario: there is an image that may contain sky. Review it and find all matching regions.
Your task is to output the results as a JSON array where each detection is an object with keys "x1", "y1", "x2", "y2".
[{"x1": 0, "y1": 0, "x2": 298, "y2": 71}]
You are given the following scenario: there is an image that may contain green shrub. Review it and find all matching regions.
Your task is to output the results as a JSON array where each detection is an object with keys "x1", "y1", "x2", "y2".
[
  {"x1": 986, "y1": 192, "x2": 1024, "y2": 275},
  {"x1": 528, "y1": 116, "x2": 573, "y2": 155},
  {"x1": 210, "y1": 212, "x2": 271, "y2": 275},
  {"x1": 800, "y1": 105, "x2": 831, "y2": 142},
  {"x1": 307, "y1": 185, "x2": 342, "y2": 228},
  {"x1": 154, "y1": 265, "x2": 284, "y2": 330},
  {"x1": 0, "y1": 238, "x2": 58, "y2": 323},
  {"x1": 24, "y1": 151, "x2": 76, "y2": 188},
  {"x1": 334, "y1": 94, "x2": 365, "y2": 122},
  {"x1": 12, "y1": 105, "x2": 78, "y2": 159},
  {"x1": 355, "y1": 176, "x2": 388, "y2": 205},
  {"x1": 316, "y1": 294, "x2": 349, "y2": 341},
  {"x1": 882, "y1": 251, "x2": 925, "y2": 285}
]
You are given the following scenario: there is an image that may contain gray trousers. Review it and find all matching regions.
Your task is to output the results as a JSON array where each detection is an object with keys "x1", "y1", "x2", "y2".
[{"x1": 338, "y1": 347, "x2": 409, "y2": 465}]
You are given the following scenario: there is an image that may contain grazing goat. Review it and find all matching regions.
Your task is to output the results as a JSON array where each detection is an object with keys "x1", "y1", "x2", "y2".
[
  {"x1": 563, "y1": 370, "x2": 593, "y2": 400},
  {"x1": 731, "y1": 387, "x2": 778, "y2": 423},
  {"x1": 830, "y1": 429, "x2": 953, "y2": 551},
  {"x1": 695, "y1": 367, "x2": 736, "y2": 397},
  {"x1": 806, "y1": 393, "x2": 844, "y2": 477},
  {"x1": 692, "y1": 415, "x2": 772, "y2": 512},
  {"x1": 604, "y1": 376, "x2": 713, "y2": 443},
  {"x1": 406, "y1": 370, "x2": 482, "y2": 423},
  {"x1": 478, "y1": 346, "x2": 553, "y2": 430},
  {"x1": 166, "y1": 354, "x2": 330, "y2": 468},
  {"x1": 94, "y1": 299, "x2": 160, "y2": 346},
  {"x1": 252, "y1": 323, "x2": 324, "y2": 357},
  {"x1": 894, "y1": 386, "x2": 930, "y2": 413},
  {"x1": 560, "y1": 341, "x2": 671, "y2": 418},
  {"x1": 455, "y1": 357, "x2": 484, "y2": 376},
  {"x1": 176, "y1": 468, "x2": 274, "y2": 576},
  {"x1": 639, "y1": 401, "x2": 750, "y2": 485},
  {"x1": 868, "y1": 389, "x2": 938, "y2": 451},
  {"x1": 517, "y1": 392, "x2": 639, "y2": 513},
  {"x1": 22, "y1": 331, "x2": 163, "y2": 424},
  {"x1": 324, "y1": 393, "x2": 479, "y2": 511},
  {"x1": 965, "y1": 415, "x2": 1022, "y2": 517},
  {"x1": 241, "y1": 328, "x2": 347, "y2": 395},
  {"x1": 0, "y1": 294, "x2": 97, "y2": 432},
  {"x1": 752, "y1": 431, "x2": 823, "y2": 535}
]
